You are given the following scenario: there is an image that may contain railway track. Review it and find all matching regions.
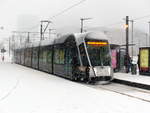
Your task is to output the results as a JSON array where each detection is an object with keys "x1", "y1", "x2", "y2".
[{"x1": 87, "y1": 83, "x2": 150, "y2": 103}]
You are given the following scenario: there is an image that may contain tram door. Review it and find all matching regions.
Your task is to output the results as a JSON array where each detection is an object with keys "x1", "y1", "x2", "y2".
[{"x1": 65, "y1": 48, "x2": 73, "y2": 77}]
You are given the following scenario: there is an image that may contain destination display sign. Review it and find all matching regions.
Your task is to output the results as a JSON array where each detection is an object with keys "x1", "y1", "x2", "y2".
[{"x1": 87, "y1": 41, "x2": 108, "y2": 46}]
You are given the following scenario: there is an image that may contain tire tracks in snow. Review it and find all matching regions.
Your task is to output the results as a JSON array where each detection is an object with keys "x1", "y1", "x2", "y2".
[{"x1": 0, "y1": 77, "x2": 20, "y2": 102}]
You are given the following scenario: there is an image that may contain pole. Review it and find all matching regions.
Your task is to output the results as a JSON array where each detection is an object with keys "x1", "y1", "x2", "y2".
[
  {"x1": 125, "y1": 16, "x2": 129, "y2": 73},
  {"x1": 131, "y1": 20, "x2": 134, "y2": 58},
  {"x1": 40, "y1": 21, "x2": 43, "y2": 41},
  {"x1": 80, "y1": 19, "x2": 83, "y2": 33},
  {"x1": 27, "y1": 32, "x2": 30, "y2": 43},
  {"x1": 80, "y1": 18, "x2": 92, "y2": 33},
  {"x1": 40, "y1": 20, "x2": 51, "y2": 40},
  {"x1": 49, "y1": 29, "x2": 51, "y2": 38},
  {"x1": 9, "y1": 37, "x2": 10, "y2": 57}
]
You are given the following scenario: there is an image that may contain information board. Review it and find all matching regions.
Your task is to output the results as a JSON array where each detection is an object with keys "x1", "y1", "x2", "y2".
[{"x1": 140, "y1": 49, "x2": 149, "y2": 68}]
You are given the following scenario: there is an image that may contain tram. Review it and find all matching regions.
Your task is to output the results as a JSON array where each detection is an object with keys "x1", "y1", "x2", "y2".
[{"x1": 14, "y1": 32, "x2": 113, "y2": 83}]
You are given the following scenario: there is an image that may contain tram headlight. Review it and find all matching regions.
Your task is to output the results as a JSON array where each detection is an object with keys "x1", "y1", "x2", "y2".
[
  {"x1": 94, "y1": 68, "x2": 97, "y2": 74},
  {"x1": 108, "y1": 67, "x2": 113, "y2": 76},
  {"x1": 108, "y1": 67, "x2": 111, "y2": 75}
]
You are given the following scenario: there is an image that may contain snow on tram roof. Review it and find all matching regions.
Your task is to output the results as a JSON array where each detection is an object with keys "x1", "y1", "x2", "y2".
[
  {"x1": 40, "y1": 38, "x2": 55, "y2": 46},
  {"x1": 74, "y1": 32, "x2": 108, "y2": 40},
  {"x1": 15, "y1": 32, "x2": 108, "y2": 49},
  {"x1": 86, "y1": 32, "x2": 108, "y2": 40},
  {"x1": 54, "y1": 34, "x2": 73, "y2": 44},
  {"x1": 74, "y1": 32, "x2": 108, "y2": 45},
  {"x1": 54, "y1": 32, "x2": 108, "y2": 45},
  {"x1": 32, "y1": 41, "x2": 40, "y2": 47},
  {"x1": 26, "y1": 43, "x2": 33, "y2": 47},
  {"x1": 32, "y1": 37, "x2": 55, "y2": 47}
]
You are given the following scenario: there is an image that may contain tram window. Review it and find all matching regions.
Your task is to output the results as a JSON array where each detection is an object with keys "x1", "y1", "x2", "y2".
[
  {"x1": 59, "y1": 49, "x2": 65, "y2": 64},
  {"x1": 43, "y1": 50, "x2": 47, "y2": 63},
  {"x1": 79, "y1": 44, "x2": 89, "y2": 66},
  {"x1": 54, "y1": 48, "x2": 65, "y2": 64},
  {"x1": 33, "y1": 48, "x2": 38, "y2": 61},
  {"x1": 39, "y1": 51, "x2": 43, "y2": 63},
  {"x1": 54, "y1": 49, "x2": 60, "y2": 64},
  {"x1": 71, "y1": 50, "x2": 80, "y2": 66},
  {"x1": 47, "y1": 50, "x2": 52, "y2": 63},
  {"x1": 29, "y1": 49, "x2": 32, "y2": 58}
]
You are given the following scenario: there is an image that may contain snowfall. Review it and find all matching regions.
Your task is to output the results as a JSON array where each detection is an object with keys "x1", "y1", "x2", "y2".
[{"x1": 0, "y1": 56, "x2": 150, "y2": 113}]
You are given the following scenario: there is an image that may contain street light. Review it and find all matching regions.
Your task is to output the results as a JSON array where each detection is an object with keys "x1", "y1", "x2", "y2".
[
  {"x1": 123, "y1": 17, "x2": 134, "y2": 58},
  {"x1": 80, "y1": 18, "x2": 92, "y2": 33}
]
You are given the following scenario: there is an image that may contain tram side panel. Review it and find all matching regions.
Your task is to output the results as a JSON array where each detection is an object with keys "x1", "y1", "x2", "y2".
[
  {"x1": 15, "y1": 50, "x2": 19, "y2": 64},
  {"x1": 39, "y1": 46, "x2": 44, "y2": 71},
  {"x1": 53, "y1": 44, "x2": 66, "y2": 77},
  {"x1": 14, "y1": 50, "x2": 18, "y2": 64},
  {"x1": 44, "y1": 46, "x2": 51, "y2": 73},
  {"x1": 32, "y1": 47, "x2": 39, "y2": 69},
  {"x1": 38, "y1": 45, "x2": 51, "y2": 73},
  {"x1": 29, "y1": 47, "x2": 32, "y2": 67},
  {"x1": 53, "y1": 36, "x2": 80, "y2": 80},
  {"x1": 14, "y1": 49, "x2": 17, "y2": 64},
  {"x1": 26, "y1": 48, "x2": 32, "y2": 67},
  {"x1": 64, "y1": 45, "x2": 79, "y2": 79},
  {"x1": 20, "y1": 48, "x2": 25, "y2": 65},
  {"x1": 24, "y1": 48, "x2": 28, "y2": 66},
  {"x1": 47, "y1": 46, "x2": 53, "y2": 73},
  {"x1": 16, "y1": 49, "x2": 21, "y2": 64},
  {"x1": 18, "y1": 49, "x2": 21, "y2": 64}
]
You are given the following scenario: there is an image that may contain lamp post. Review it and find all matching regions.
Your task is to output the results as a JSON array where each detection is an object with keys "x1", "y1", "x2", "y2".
[
  {"x1": 130, "y1": 20, "x2": 134, "y2": 58},
  {"x1": 123, "y1": 16, "x2": 130, "y2": 73},
  {"x1": 123, "y1": 17, "x2": 135, "y2": 58},
  {"x1": 80, "y1": 18, "x2": 92, "y2": 33}
]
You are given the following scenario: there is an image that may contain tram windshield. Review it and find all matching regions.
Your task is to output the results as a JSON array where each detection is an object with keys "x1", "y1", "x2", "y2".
[{"x1": 86, "y1": 39, "x2": 111, "y2": 66}]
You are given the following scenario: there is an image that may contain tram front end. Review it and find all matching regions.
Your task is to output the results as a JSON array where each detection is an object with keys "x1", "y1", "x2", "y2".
[{"x1": 76, "y1": 32, "x2": 113, "y2": 83}]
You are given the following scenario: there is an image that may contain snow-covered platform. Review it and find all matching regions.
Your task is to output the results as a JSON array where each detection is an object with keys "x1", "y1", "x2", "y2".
[{"x1": 114, "y1": 72, "x2": 150, "y2": 90}]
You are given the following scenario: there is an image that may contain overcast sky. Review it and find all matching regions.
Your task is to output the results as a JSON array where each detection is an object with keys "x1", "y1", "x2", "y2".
[{"x1": 0, "y1": 0, "x2": 150, "y2": 39}]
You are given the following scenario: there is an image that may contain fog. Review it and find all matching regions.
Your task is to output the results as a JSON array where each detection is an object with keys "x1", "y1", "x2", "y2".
[{"x1": 0, "y1": 0, "x2": 150, "y2": 39}]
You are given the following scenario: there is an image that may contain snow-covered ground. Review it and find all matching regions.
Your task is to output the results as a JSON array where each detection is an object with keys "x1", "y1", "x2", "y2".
[{"x1": 0, "y1": 62, "x2": 150, "y2": 113}]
